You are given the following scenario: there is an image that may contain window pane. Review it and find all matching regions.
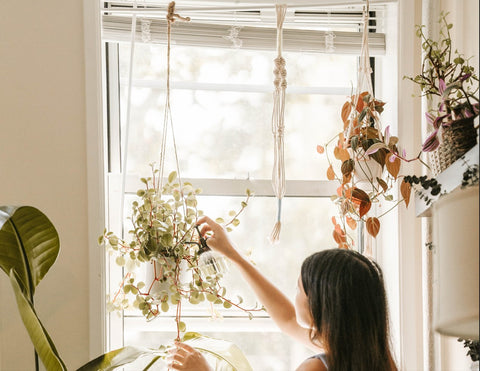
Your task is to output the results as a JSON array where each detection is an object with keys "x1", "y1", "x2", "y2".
[
  {"x1": 117, "y1": 43, "x2": 357, "y2": 180},
  {"x1": 119, "y1": 43, "x2": 357, "y2": 87},
  {"x1": 119, "y1": 196, "x2": 341, "y2": 370},
  {"x1": 121, "y1": 88, "x2": 347, "y2": 180}
]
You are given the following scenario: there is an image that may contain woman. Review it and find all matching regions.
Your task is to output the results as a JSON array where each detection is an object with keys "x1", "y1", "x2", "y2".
[{"x1": 168, "y1": 216, "x2": 397, "y2": 371}]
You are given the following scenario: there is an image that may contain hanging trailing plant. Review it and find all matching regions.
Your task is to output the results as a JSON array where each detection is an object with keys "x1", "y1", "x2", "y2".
[
  {"x1": 101, "y1": 165, "x2": 261, "y2": 340},
  {"x1": 316, "y1": 2, "x2": 425, "y2": 249},
  {"x1": 318, "y1": 93, "x2": 423, "y2": 248}
]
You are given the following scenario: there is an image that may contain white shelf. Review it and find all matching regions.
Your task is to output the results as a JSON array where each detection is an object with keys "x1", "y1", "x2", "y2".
[{"x1": 415, "y1": 143, "x2": 479, "y2": 217}]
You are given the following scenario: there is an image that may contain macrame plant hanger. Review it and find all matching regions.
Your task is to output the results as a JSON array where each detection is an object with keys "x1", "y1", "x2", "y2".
[
  {"x1": 347, "y1": 0, "x2": 381, "y2": 255},
  {"x1": 157, "y1": 2, "x2": 190, "y2": 197},
  {"x1": 269, "y1": 4, "x2": 288, "y2": 245},
  {"x1": 120, "y1": 2, "x2": 189, "y2": 234}
]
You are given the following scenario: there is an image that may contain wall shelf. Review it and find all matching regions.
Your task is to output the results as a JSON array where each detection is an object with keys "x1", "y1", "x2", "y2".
[{"x1": 415, "y1": 143, "x2": 479, "y2": 218}]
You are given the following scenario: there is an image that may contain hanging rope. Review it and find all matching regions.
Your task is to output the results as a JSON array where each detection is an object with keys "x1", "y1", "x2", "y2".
[
  {"x1": 120, "y1": 4, "x2": 137, "y2": 238},
  {"x1": 269, "y1": 4, "x2": 287, "y2": 245},
  {"x1": 345, "y1": 0, "x2": 382, "y2": 142},
  {"x1": 158, "y1": 2, "x2": 190, "y2": 197}
]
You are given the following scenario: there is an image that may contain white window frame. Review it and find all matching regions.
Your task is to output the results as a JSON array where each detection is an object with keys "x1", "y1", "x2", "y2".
[{"x1": 83, "y1": 2, "x2": 425, "y2": 369}]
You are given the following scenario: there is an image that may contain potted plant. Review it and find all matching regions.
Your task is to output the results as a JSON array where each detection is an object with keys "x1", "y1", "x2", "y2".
[
  {"x1": 0, "y1": 174, "x2": 259, "y2": 370},
  {"x1": 404, "y1": 12, "x2": 479, "y2": 175},
  {"x1": 317, "y1": 92, "x2": 423, "y2": 249},
  {"x1": 100, "y1": 165, "x2": 261, "y2": 340}
]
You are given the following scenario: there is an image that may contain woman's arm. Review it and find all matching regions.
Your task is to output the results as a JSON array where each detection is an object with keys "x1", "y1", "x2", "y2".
[{"x1": 197, "y1": 216, "x2": 322, "y2": 352}]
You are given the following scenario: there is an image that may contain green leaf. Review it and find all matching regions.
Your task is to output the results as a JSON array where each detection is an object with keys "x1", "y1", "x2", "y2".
[
  {"x1": 182, "y1": 332, "x2": 253, "y2": 371},
  {"x1": 168, "y1": 171, "x2": 177, "y2": 184},
  {"x1": 77, "y1": 346, "x2": 166, "y2": 371},
  {"x1": 0, "y1": 206, "x2": 60, "y2": 298},
  {"x1": 9, "y1": 269, "x2": 67, "y2": 371}
]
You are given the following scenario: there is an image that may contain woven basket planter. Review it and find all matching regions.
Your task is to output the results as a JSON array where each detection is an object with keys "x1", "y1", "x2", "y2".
[{"x1": 429, "y1": 117, "x2": 478, "y2": 176}]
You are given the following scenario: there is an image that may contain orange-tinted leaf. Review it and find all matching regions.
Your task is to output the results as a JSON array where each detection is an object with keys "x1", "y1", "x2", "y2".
[
  {"x1": 342, "y1": 173, "x2": 352, "y2": 185},
  {"x1": 385, "y1": 153, "x2": 401, "y2": 179},
  {"x1": 334, "y1": 223, "x2": 343, "y2": 234},
  {"x1": 338, "y1": 242, "x2": 349, "y2": 249},
  {"x1": 359, "y1": 201, "x2": 372, "y2": 218},
  {"x1": 347, "y1": 187, "x2": 372, "y2": 218},
  {"x1": 327, "y1": 165, "x2": 336, "y2": 180},
  {"x1": 341, "y1": 101, "x2": 351, "y2": 125},
  {"x1": 355, "y1": 92, "x2": 370, "y2": 112},
  {"x1": 331, "y1": 216, "x2": 337, "y2": 226},
  {"x1": 333, "y1": 146, "x2": 350, "y2": 162},
  {"x1": 376, "y1": 177, "x2": 388, "y2": 192},
  {"x1": 351, "y1": 188, "x2": 370, "y2": 204},
  {"x1": 346, "y1": 216, "x2": 357, "y2": 230},
  {"x1": 316, "y1": 145, "x2": 325, "y2": 154},
  {"x1": 366, "y1": 217, "x2": 381, "y2": 238},
  {"x1": 336, "y1": 185, "x2": 343, "y2": 197},
  {"x1": 333, "y1": 228, "x2": 347, "y2": 244},
  {"x1": 400, "y1": 179, "x2": 412, "y2": 208}
]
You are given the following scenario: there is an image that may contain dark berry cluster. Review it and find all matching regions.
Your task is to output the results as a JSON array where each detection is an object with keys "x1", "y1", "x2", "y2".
[
  {"x1": 404, "y1": 175, "x2": 442, "y2": 196},
  {"x1": 461, "y1": 164, "x2": 479, "y2": 188}
]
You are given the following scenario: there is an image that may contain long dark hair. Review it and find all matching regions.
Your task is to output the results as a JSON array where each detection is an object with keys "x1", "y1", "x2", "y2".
[{"x1": 301, "y1": 249, "x2": 396, "y2": 371}]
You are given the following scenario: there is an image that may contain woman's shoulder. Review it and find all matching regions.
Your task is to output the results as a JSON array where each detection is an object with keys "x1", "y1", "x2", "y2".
[{"x1": 295, "y1": 356, "x2": 328, "y2": 371}]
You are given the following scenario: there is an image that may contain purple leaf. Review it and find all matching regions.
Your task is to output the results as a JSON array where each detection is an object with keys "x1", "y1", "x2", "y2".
[
  {"x1": 459, "y1": 73, "x2": 472, "y2": 81},
  {"x1": 365, "y1": 143, "x2": 388, "y2": 156},
  {"x1": 402, "y1": 148, "x2": 407, "y2": 158},
  {"x1": 384, "y1": 125, "x2": 391, "y2": 144},
  {"x1": 434, "y1": 114, "x2": 450, "y2": 129},
  {"x1": 425, "y1": 112, "x2": 435, "y2": 125},
  {"x1": 473, "y1": 103, "x2": 480, "y2": 116},
  {"x1": 422, "y1": 130, "x2": 440, "y2": 152},
  {"x1": 439, "y1": 79, "x2": 446, "y2": 94}
]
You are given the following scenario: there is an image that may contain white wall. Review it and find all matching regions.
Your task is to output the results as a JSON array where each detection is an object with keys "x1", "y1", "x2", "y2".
[{"x1": 0, "y1": 1, "x2": 90, "y2": 369}]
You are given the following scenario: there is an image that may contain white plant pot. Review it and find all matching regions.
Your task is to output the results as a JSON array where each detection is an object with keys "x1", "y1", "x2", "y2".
[
  {"x1": 145, "y1": 257, "x2": 189, "y2": 297},
  {"x1": 354, "y1": 156, "x2": 383, "y2": 192},
  {"x1": 433, "y1": 185, "x2": 479, "y2": 338}
]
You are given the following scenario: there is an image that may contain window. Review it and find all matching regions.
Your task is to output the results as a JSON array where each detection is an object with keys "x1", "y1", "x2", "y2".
[{"x1": 102, "y1": 3, "x2": 386, "y2": 369}]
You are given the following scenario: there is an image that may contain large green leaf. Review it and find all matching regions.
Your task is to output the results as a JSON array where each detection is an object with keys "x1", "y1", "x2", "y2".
[
  {"x1": 77, "y1": 333, "x2": 253, "y2": 371},
  {"x1": 77, "y1": 346, "x2": 167, "y2": 371},
  {"x1": 183, "y1": 332, "x2": 253, "y2": 371},
  {"x1": 10, "y1": 269, "x2": 67, "y2": 371},
  {"x1": 0, "y1": 206, "x2": 60, "y2": 297}
]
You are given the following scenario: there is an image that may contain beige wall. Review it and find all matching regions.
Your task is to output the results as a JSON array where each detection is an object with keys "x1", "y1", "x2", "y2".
[
  {"x1": 0, "y1": 0, "x2": 477, "y2": 370},
  {"x1": 0, "y1": 1, "x2": 90, "y2": 370}
]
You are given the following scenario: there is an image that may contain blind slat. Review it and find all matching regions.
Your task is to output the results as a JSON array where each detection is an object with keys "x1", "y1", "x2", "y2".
[{"x1": 102, "y1": 15, "x2": 386, "y2": 55}]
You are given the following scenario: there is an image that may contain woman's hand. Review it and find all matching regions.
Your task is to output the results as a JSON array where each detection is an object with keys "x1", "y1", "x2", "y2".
[
  {"x1": 167, "y1": 342, "x2": 212, "y2": 371},
  {"x1": 196, "y1": 216, "x2": 240, "y2": 261}
]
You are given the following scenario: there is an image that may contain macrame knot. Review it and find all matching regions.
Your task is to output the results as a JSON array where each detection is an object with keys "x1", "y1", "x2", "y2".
[
  {"x1": 273, "y1": 57, "x2": 287, "y2": 89},
  {"x1": 166, "y1": 1, "x2": 191, "y2": 24}
]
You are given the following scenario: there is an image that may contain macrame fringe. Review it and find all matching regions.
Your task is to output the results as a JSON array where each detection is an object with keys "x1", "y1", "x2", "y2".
[
  {"x1": 270, "y1": 4, "x2": 287, "y2": 245},
  {"x1": 269, "y1": 198, "x2": 283, "y2": 245}
]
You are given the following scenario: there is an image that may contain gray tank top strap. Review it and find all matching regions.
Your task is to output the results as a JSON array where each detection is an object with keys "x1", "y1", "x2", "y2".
[{"x1": 310, "y1": 353, "x2": 328, "y2": 368}]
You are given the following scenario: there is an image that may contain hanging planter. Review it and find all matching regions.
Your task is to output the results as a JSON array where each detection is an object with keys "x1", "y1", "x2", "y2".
[
  {"x1": 405, "y1": 12, "x2": 479, "y2": 176},
  {"x1": 317, "y1": 3, "x2": 423, "y2": 250}
]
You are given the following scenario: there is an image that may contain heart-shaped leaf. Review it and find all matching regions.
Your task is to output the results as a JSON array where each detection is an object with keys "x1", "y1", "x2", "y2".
[
  {"x1": 366, "y1": 217, "x2": 381, "y2": 238},
  {"x1": 341, "y1": 101, "x2": 351, "y2": 126},
  {"x1": 0, "y1": 206, "x2": 60, "y2": 297},
  {"x1": 327, "y1": 165, "x2": 336, "y2": 181},
  {"x1": 400, "y1": 179, "x2": 412, "y2": 208},
  {"x1": 385, "y1": 153, "x2": 401, "y2": 179}
]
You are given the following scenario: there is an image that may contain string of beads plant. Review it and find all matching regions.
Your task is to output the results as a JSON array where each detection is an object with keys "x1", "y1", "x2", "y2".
[{"x1": 100, "y1": 165, "x2": 262, "y2": 340}]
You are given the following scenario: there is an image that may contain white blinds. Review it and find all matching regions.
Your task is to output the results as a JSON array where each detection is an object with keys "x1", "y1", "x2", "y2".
[
  {"x1": 102, "y1": 2, "x2": 387, "y2": 55},
  {"x1": 103, "y1": 15, "x2": 385, "y2": 55}
]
